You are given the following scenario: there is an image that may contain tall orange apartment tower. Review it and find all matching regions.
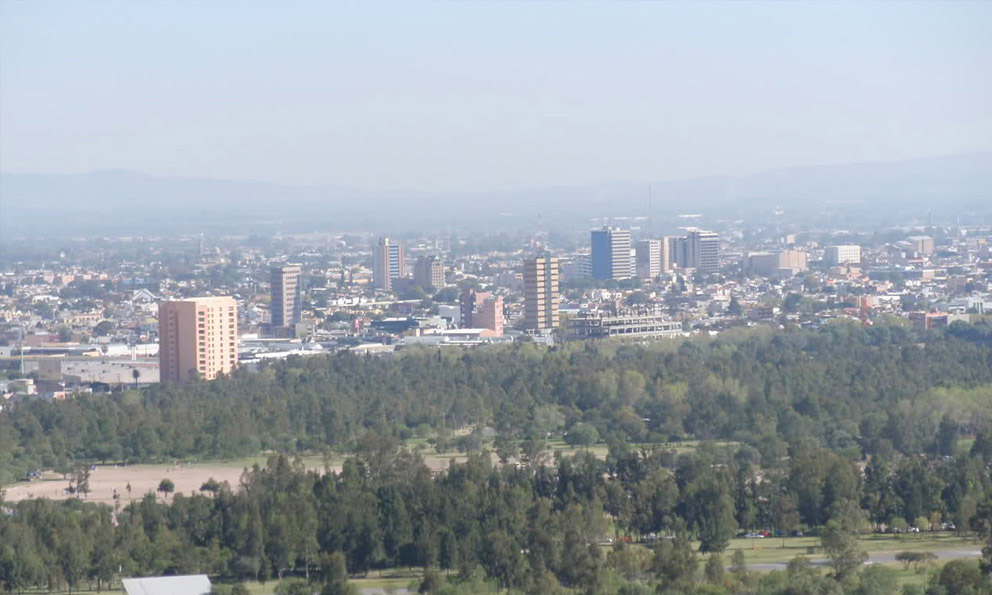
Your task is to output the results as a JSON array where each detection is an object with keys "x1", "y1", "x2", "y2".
[{"x1": 159, "y1": 296, "x2": 238, "y2": 384}]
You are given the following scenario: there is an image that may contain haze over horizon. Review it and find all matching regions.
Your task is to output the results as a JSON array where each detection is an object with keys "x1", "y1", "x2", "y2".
[
  {"x1": 4, "y1": 148, "x2": 992, "y2": 194},
  {"x1": 2, "y1": 1, "x2": 991, "y2": 193}
]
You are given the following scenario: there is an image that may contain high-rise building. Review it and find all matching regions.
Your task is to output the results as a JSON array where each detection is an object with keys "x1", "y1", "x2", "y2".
[
  {"x1": 460, "y1": 288, "x2": 485, "y2": 328},
  {"x1": 665, "y1": 236, "x2": 680, "y2": 269},
  {"x1": 659, "y1": 237, "x2": 671, "y2": 274},
  {"x1": 561, "y1": 254, "x2": 591, "y2": 282},
  {"x1": 591, "y1": 227, "x2": 632, "y2": 280},
  {"x1": 413, "y1": 255, "x2": 445, "y2": 290},
  {"x1": 270, "y1": 264, "x2": 302, "y2": 328},
  {"x1": 159, "y1": 296, "x2": 238, "y2": 385},
  {"x1": 636, "y1": 239, "x2": 664, "y2": 280},
  {"x1": 474, "y1": 295, "x2": 504, "y2": 337},
  {"x1": 373, "y1": 237, "x2": 406, "y2": 291},
  {"x1": 907, "y1": 236, "x2": 935, "y2": 256},
  {"x1": 459, "y1": 289, "x2": 504, "y2": 336},
  {"x1": 524, "y1": 255, "x2": 559, "y2": 330},
  {"x1": 685, "y1": 230, "x2": 720, "y2": 273},
  {"x1": 825, "y1": 245, "x2": 861, "y2": 266}
]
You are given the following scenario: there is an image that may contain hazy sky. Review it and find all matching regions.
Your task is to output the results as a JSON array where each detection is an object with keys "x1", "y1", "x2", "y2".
[{"x1": 1, "y1": 1, "x2": 990, "y2": 191}]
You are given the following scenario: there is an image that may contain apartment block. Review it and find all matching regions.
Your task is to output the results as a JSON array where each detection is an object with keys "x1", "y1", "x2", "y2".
[
  {"x1": 413, "y1": 255, "x2": 445, "y2": 290},
  {"x1": 270, "y1": 264, "x2": 301, "y2": 328},
  {"x1": 524, "y1": 255, "x2": 560, "y2": 330},
  {"x1": 159, "y1": 296, "x2": 238, "y2": 384},
  {"x1": 460, "y1": 289, "x2": 504, "y2": 336}
]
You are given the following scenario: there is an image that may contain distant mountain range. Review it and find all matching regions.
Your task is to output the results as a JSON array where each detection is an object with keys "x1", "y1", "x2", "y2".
[{"x1": 2, "y1": 151, "x2": 990, "y2": 239}]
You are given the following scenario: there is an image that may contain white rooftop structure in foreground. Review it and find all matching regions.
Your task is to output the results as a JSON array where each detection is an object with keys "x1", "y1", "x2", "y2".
[{"x1": 122, "y1": 575, "x2": 211, "y2": 595}]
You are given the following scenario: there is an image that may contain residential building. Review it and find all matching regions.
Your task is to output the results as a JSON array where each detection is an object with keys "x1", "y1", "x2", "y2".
[
  {"x1": 373, "y1": 237, "x2": 406, "y2": 291},
  {"x1": 270, "y1": 264, "x2": 301, "y2": 329},
  {"x1": 459, "y1": 289, "x2": 503, "y2": 336},
  {"x1": 159, "y1": 296, "x2": 237, "y2": 385},
  {"x1": 825, "y1": 245, "x2": 861, "y2": 266},
  {"x1": 474, "y1": 295, "x2": 504, "y2": 337},
  {"x1": 413, "y1": 255, "x2": 445, "y2": 290},
  {"x1": 460, "y1": 288, "x2": 487, "y2": 329},
  {"x1": 524, "y1": 255, "x2": 560, "y2": 330},
  {"x1": 591, "y1": 226, "x2": 632, "y2": 280}
]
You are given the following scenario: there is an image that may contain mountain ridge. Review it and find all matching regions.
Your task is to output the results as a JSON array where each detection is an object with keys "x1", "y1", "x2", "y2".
[{"x1": 2, "y1": 151, "x2": 990, "y2": 238}]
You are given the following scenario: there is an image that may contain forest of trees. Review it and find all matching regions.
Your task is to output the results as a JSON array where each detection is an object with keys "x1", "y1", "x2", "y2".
[
  {"x1": 3, "y1": 444, "x2": 992, "y2": 594},
  {"x1": 2, "y1": 320, "x2": 992, "y2": 593}
]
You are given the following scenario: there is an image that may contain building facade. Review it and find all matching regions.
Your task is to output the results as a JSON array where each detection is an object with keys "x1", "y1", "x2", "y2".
[
  {"x1": 666, "y1": 236, "x2": 680, "y2": 269},
  {"x1": 684, "y1": 230, "x2": 720, "y2": 274},
  {"x1": 524, "y1": 255, "x2": 560, "y2": 330},
  {"x1": 373, "y1": 237, "x2": 406, "y2": 291},
  {"x1": 635, "y1": 239, "x2": 665, "y2": 280},
  {"x1": 825, "y1": 245, "x2": 861, "y2": 266},
  {"x1": 560, "y1": 254, "x2": 591, "y2": 282},
  {"x1": 746, "y1": 250, "x2": 808, "y2": 276},
  {"x1": 567, "y1": 312, "x2": 683, "y2": 340},
  {"x1": 591, "y1": 227, "x2": 632, "y2": 280},
  {"x1": 413, "y1": 255, "x2": 445, "y2": 290},
  {"x1": 473, "y1": 295, "x2": 504, "y2": 337},
  {"x1": 270, "y1": 264, "x2": 301, "y2": 328},
  {"x1": 459, "y1": 289, "x2": 504, "y2": 336},
  {"x1": 159, "y1": 296, "x2": 238, "y2": 385},
  {"x1": 908, "y1": 236, "x2": 935, "y2": 256}
]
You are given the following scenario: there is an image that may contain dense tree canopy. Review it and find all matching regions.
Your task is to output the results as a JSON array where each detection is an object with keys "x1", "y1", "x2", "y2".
[
  {"x1": 2, "y1": 321, "x2": 992, "y2": 592},
  {"x1": 3, "y1": 320, "x2": 992, "y2": 488}
]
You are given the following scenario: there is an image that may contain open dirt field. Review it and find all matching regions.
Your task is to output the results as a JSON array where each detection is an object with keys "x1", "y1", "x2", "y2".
[
  {"x1": 1, "y1": 438, "x2": 668, "y2": 506},
  {"x1": 1, "y1": 452, "x2": 472, "y2": 506},
  {"x1": 2, "y1": 462, "x2": 317, "y2": 505}
]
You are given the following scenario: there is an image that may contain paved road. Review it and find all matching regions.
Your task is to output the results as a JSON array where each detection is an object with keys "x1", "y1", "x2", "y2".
[{"x1": 748, "y1": 548, "x2": 982, "y2": 572}]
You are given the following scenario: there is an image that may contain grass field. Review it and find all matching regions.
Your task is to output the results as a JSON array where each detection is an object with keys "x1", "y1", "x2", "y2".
[
  {"x1": 217, "y1": 569, "x2": 422, "y2": 594},
  {"x1": 11, "y1": 532, "x2": 978, "y2": 594},
  {"x1": 718, "y1": 532, "x2": 981, "y2": 566}
]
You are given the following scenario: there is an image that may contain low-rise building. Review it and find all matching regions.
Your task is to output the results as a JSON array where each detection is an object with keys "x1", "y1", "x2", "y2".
[{"x1": 567, "y1": 312, "x2": 683, "y2": 340}]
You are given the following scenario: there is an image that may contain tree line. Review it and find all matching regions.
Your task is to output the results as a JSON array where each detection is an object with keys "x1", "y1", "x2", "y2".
[{"x1": 2, "y1": 320, "x2": 992, "y2": 488}]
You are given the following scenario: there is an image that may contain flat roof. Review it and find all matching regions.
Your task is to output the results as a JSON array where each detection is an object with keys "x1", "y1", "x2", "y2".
[{"x1": 122, "y1": 575, "x2": 211, "y2": 595}]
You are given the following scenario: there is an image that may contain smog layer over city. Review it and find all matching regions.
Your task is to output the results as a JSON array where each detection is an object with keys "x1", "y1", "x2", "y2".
[{"x1": 1, "y1": 2, "x2": 991, "y2": 595}]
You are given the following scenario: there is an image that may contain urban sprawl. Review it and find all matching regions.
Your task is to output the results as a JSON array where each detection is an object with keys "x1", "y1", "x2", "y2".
[{"x1": 2, "y1": 221, "x2": 991, "y2": 400}]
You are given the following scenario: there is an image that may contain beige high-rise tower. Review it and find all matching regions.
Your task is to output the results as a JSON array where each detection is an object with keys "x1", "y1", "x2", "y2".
[
  {"x1": 159, "y1": 296, "x2": 238, "y2": 384},
  {"x1": 413, "y1": 255, "x2": 444, "y2": 290},
  {"x1": 270, "y1": 264, "x2": 302, "y2": 329},
  {"x1": 524, "y1": 255, "x2": 559, "y2": 331}
]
